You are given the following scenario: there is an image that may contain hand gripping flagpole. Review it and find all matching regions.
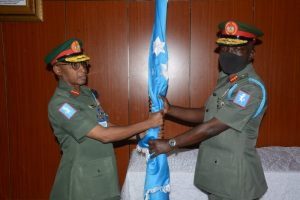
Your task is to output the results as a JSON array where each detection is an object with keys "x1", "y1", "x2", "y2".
[{"x1": 137, "y1": 0, "x2": 170, "y2": 199}]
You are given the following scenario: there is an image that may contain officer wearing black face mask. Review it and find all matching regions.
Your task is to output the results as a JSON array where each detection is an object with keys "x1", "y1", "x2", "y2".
[
  {"x1": 217, "y1": 20, "x2": 263, "y2": 75},
  {"x1": 218, "y1": 45, "x2": 253, "y2": 74},
  {"x1": 148, "y1": 20, "x2": 267, "y2": 200}
]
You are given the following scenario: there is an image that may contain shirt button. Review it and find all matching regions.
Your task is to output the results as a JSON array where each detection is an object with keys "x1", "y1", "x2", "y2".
[
  {"x1": 206, "y1": 109, "x2": 209, "y2": 112},
  {"x1": 214, "y1": 160, "x2": 218, "y2": 164},
  {"x1": 213, "y1": 93, "x2": 216, "y2": 96}
]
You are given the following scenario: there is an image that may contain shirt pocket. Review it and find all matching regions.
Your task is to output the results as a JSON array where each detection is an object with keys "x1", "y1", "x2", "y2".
[
  {"x1": 73, "y1": 157, "x2": 120, "y2": 200},
  {"x1": 195, "y1": 146, "x2": 238, "y2": 197},
  {"x1": 198, "y1": 146, "x2": 236, "y2": 171}
]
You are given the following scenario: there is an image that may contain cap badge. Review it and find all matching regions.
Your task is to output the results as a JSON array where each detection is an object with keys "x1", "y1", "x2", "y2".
[
  {"x1": 71, "y1": 41, "x2": 81, "y2": 53},
  {"x1": 225, "y1": 21, "x2": 238, "y2": 35}
]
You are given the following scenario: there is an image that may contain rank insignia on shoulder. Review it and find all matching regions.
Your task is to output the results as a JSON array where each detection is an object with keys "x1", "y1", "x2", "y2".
[
  {"x1": 233, "y1": 90, "x2": 250, "y2": 108},
  {"x1": 59, "y1": 103, "x2": 77, "y2": 119}
]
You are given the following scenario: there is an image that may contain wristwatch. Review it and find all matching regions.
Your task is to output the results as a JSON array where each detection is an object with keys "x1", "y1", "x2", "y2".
[{"x1": 168, "y1": 138, "x2": 177, "y2": 148}]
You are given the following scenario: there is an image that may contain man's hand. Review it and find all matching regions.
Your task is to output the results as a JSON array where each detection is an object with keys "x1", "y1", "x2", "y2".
[
  {"x1": 148, "y1": 139, "x2": 172, "y2": 158},
  {"x1": 160, "y1": 96, "x2": 170, "y2": 115},
  {"x1": 148, "y1": 110, "x2": 164, "y2": 128}
]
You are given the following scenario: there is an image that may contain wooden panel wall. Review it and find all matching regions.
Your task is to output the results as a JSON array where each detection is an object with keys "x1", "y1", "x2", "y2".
[
  {"x1": 0, "y1": 23, "x2": 10, "y2": 200},
  {"x1": 128, "y1": 1, "x2": 153, "y2": 153},
  {"x1": 2, "y1": 2, "x2": 64, "y2": 198},
  {"x1": 254, "y1": 0, "x2": 300, "y2": 146},
  {"x1": 0, "y1": 0, "x2": 299, "y2": 199},
  {"x1": 164, "y1": 1, "x2": 191, "y2": 138}
]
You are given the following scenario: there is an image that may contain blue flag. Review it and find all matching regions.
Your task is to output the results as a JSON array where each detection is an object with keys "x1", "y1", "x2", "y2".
[{"x1": 137, "y1": 0, "x2": 170, "y2": 199}]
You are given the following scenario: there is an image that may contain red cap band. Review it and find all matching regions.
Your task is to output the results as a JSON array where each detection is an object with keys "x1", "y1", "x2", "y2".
[
  {"x1": 51, "y1": 49, "x2": 77, "y2": 65},
  {"x1": 222, "y1": 30, "x2": 256, "y2": 39}
]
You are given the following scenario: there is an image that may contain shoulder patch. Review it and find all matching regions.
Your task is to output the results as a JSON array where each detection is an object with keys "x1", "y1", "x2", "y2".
[
  {"x1": 233, "y1": 90, "x2": 250, "y2": 108},
  {"x1": 58, "y1": 103, "x2": 77, "y2": 119}
]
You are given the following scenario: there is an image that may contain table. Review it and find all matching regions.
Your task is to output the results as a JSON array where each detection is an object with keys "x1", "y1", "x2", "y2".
[{"x1": 121, "y1": 147, "x2": 300, "y2": 200}]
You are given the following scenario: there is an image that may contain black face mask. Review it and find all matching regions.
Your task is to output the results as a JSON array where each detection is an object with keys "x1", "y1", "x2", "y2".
[{"x1": 219, "y1": 52, "x2": 249, "y2": 74}]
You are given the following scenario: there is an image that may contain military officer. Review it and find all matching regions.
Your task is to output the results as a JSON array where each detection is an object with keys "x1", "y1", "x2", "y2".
[
  {"x1": 148, "y1": 20, "x2": 268, "y2": 200},
  {"x1": 45, "y1": 38, "x2": 163, "y2": 200}
]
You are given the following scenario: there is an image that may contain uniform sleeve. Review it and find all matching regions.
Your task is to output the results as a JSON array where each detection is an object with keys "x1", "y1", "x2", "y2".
[
  {"x1": 214, "y1": 84, "x2": 263, "y2": 131},
  {"x1": 49, "y1": 98, "x2": 98, "y2": 143}
]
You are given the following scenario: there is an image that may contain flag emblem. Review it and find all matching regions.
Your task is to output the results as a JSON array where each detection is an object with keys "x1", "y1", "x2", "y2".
[
  {"x1": 233, "y1": 90, "x2": 250, "y2": 108},
  {"x1": 59, "y1": 103, "x2": 77, "y2": 119}
]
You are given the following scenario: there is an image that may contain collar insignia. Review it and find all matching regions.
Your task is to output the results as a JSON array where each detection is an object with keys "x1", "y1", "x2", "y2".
[
  {"x1": 70, "y1": 89, "x2": 80, "y2": 96},
  {"x1": 229, "y1": 74, "x2": 238, "y2": 83}
]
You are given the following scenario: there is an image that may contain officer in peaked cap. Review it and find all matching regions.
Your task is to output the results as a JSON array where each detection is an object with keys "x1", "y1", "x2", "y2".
[
  {"x1": 216, "y1": 20, "x2": 263, "y2": 46},
  {"x1": 46, "y1": 38, "x2": 163, "y2": 200},
  {"x1": 45, "y1": 38, "x2": 90, "y2": 66},
  {"x1": 148, "y1": 20, "x2": 268, "y2": 200}
]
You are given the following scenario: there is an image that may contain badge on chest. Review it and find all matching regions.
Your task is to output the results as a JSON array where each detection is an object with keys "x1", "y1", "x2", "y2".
[
  {"x1": 95, "y1": 106, "x2": 108, "y2": 127},
  {"x1": 90, "y1": 89, "x2": 109, "y2": 127},
  {"x1": 88, "y1": 104, "x2": 109, "y2": 127},
  {"x1": 217, "y1": 97, "x2": 225, "y2": 110}
]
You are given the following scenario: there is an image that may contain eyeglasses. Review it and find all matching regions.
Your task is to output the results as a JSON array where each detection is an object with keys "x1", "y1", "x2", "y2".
[{"x1": 56, "y1": 61, "x2": 89, "y2": 71}]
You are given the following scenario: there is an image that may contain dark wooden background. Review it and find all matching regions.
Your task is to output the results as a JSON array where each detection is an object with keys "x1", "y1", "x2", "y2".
[{"x1": 0, "y1": 0, "x2": 299, "y2": 199}]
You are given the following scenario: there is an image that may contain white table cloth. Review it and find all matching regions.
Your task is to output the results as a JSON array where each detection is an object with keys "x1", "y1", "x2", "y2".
[{"x1": 121, "y1": 147, "x2": 300, "y2": 200}]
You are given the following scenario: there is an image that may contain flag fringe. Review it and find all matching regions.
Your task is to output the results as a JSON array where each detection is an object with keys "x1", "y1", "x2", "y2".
[
  {"x1": 144, "y1": 184, "x2": 171, "y2": 200},
  {"x1": 136, "y1": 145, "x2": 151, "y2": 161}
]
